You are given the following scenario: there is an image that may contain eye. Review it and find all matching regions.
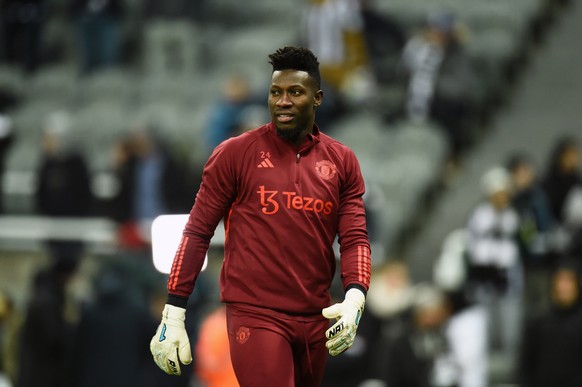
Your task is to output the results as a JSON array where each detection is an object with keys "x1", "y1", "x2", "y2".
[
  {"x1": 270, "y1": 90, "x2": 280, "y2": 96},
  {"x1": 290, "y1": 90, "x2": 302, "y2": 96}
]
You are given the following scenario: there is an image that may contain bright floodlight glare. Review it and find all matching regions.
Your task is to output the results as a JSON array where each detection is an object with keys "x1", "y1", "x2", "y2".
[{"x1": 151, "y1": 214, "x2": 208, "y2": 274}]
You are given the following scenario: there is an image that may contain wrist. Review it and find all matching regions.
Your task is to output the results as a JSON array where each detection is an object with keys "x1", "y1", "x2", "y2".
[
  {"x1": 345, "y1": 288, "x2": 366, "y2": 310},
  {"x1": 166, "y1": 293, "x2": 188, "y2": 309},
  {"x1": 163, "y1": 304, "x2": 187, "y2": 323}
]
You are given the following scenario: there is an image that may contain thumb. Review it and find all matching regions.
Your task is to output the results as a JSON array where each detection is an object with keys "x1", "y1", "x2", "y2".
[
  {"x1": 178, "y1": 342, "x2": 192, "y2": 365},
  {"x1": 322, "y1": 303, "x2": 343, "y2": 320}
]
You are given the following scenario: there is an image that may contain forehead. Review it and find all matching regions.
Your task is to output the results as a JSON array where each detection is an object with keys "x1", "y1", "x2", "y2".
[{"x1": 270, "y1": 69, "x2": 315, "y2": 89}]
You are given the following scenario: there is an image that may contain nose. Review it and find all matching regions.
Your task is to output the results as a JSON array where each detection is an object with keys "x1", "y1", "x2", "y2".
[{"x1": 276, "y1": 92, "x2": 292, "y2": 107}]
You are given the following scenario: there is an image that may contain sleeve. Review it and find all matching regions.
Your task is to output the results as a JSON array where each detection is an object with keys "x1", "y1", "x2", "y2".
[
  {"x1": 167, "y1": 141, "x2": 238, "y2": 307},
  {"x1": 337, "y1": 148, "x2": 371, "y2": 294}
]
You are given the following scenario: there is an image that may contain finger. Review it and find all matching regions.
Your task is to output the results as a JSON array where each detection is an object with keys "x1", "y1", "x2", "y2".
[
  {"x1": 167, "y1": 347, "x2": 182, "y2": 375},
  {"x1": 326, "y1": 319, "x2": 345, "y2": 339},
  {"x1": 327, "y1": 327, "x2": 356, "y2": 348},
  {"x1": 153, "y1": 351, "x2": 169, "y2": 373},
  {"x1": 329, "y1": 340, "x2": 351, "y2": 356},
  {"x1": 327, "y1": 334, "x2": 355, "y2": 356},
  {"x1": 178, "y1": 342, "x2": 192, "y2": 365},
  {"x1": 322, "y1": 303, "x2": 343, "y2": 319},
  {"x1": 326, "y1": 330, "x2": 351, "y2": 349}
]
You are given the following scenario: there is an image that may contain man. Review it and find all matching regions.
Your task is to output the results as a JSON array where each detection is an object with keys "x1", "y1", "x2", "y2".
[
  {"x1": 465, "y1": 166, "x2": 522, "y2": 355},
  {"x1": 150, "y1": 46, "x2": 371, "y2": 386}
]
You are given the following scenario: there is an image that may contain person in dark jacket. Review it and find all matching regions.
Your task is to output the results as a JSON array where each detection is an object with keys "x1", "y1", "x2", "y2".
[
  {"x1": 71, "y1": 263, "x2": 154, "y2": 387},
  {"x1": 542, "y1": 137, "x2": 582, "y2": 225},
  {"x1": 16, "y1": 260, "x2": 77, "y2": 387},
  {"x1": 35, "y1": 116, "x2": 93, "y2": 265},
  {"x1": 506, "y1": 153, "x2": 557, "y2": 314},
  {"x1": 519, "y1": 260, "x2": 582, "y2": 387},
  {"x1": 507, "y1": 153, "x2": 555, "y2": 264},
  {"x1": 385, "y1": 285, "x2": 455, "y2": 387}
]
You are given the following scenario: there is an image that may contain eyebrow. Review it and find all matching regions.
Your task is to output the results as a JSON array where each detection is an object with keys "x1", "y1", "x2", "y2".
[{"x1": 270, "y1": 83, "x2": 306, "y2": 89}]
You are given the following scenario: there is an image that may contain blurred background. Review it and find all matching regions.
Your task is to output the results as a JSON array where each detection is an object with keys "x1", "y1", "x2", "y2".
[{"x1": 0, "y1": 0, "x2": 581, "y2": 386}]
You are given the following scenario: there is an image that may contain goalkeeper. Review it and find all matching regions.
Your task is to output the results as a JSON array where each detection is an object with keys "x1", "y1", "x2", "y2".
[{"x1": 150, "y1": 46, "x2": 371, "y2": 387}]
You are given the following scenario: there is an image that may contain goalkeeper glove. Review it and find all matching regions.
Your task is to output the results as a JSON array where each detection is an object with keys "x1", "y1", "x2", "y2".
[
  {"x1": 150, "y1": 304, "x2": 192, "y2": 375},
  {"x1": 322, "y1": 288, "x2": 365, "y2": 356}
]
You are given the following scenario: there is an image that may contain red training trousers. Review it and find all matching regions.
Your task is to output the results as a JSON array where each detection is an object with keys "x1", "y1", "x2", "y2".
[{"x1": 226, "y1": 304, "x2": 329, "y2": 387}]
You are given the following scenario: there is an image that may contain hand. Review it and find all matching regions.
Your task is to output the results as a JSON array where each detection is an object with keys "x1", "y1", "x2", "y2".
[
  {"x1": 322, "y1": 288, "x2": 365, "y2": 356},
  {"x1": 150, "y1": 304, "x2": 192, "y2": 375}
]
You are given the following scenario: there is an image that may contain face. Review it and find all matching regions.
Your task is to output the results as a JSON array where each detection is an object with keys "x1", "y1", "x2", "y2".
[
  {"x1": 560, "y1": 146, "x2": 581, "y2": 172},
  {"x1": 415, "y1": 303, "x2": 450, "y2": 330},
  {"x1": 513, "y1": 163, "x2": 535, "y2": 191},
  {"x1": 489, "y1": 189, "x2": 511, "y2": 210},
  {"x1": 42, "y1": 131, "x2": 60, "y2": 156},
  {"x1": 269, "y1": 70, "x2": 323, "y2": 145},
  {"x1": 552, "y1": 269, "x2": 579, "y2": 308}
]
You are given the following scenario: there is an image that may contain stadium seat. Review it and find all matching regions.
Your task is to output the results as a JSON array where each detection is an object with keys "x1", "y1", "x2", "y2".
[
  {"x1": 24, "y1": 65, "x2": 81, "y2": 106},
  {"x1": 79, "y1": 68, "x2": 138, "y2": 106},
  {"x1": 141, "y1": 19, "x2": 202, "y2": 77}
]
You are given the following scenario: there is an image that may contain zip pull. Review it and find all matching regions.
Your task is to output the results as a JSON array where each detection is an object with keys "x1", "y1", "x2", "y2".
[{"x1": 296, "y1": 153, "x2": 301, "y2": 163}]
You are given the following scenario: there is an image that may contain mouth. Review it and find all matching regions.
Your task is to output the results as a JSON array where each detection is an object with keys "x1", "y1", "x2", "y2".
[{"x1": 275, "y1": 112, "x2": 294, "y2": 123}]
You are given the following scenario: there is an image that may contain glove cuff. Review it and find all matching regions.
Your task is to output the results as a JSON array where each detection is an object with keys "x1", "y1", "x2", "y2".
[
  {"x1": 163, "y1": 304, "x2": 186, "y2": 323},
  {"x1": 345, "y1": 288, "x2": 366, "y2": 311}
]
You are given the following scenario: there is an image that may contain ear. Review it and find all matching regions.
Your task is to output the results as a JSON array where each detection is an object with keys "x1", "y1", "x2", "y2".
[{"x1": 314, "y1": 90, "x2": 323, "y2": 108}]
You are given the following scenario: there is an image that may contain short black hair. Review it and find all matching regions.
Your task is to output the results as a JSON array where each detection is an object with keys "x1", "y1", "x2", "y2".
[
  {"x1": 505, "y1": 152, "x2": 533, "y2": 173},
  {"x1": 268, "y1": 46, "x2": 321, "y2": 89}
]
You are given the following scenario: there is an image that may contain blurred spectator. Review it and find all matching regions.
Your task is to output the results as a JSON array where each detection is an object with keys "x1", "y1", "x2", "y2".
[
  {"x1": 194, "y1": 306, "x2": 238, "y2": 387},
  {"x1": 542, "y1": 136, "x2": 582, "y2": 225},
  {"x1": 128, "y1": 125, "x2": 194, "y2": 227},
  {"x1": 107, "y1": 137, "x2": 135, "y2": 223},
  {"x1": 106, "y1": 137, "x2": 145, "y2": 250},
  {"x1": 360, "y1": 0, "x2": 406, "y2": 85},
  {"x1": 519, "y1": 260, "x2": 582, "y2": 387},
  {"x1": 542, "y1": 137, "x2": 582, "y2": 260},
  {"x1": 432, "y1": 232, "x2": 489, "y2": 387},
  {"x1": 16, "y1": 259, "x2": 78, "y2": 387},
  {"x1": 35, "y1": 111, "x2": 92, "y2": 266},
  {"x1": 444, "y1": 290, "x2": 488, "y2": 387},
  {"x1": 507, "y1": 153, "x2": 555, "y2": 266},
  {"x1": 465, "y1": 166, "x2": 523, "y2": 356},
  {"x1": 0, "y1": 289, "x2": 19, "y2": 386},
  {"x1": 0, "y1": 0, "x2": 48, "y2": 73},
  {"x1": 204, "y1": 74, "x2": 259, "y2": 153},
  {"x1": 399, "y1": 10, "x2": 480, "y2": 166},
  {"x1": 108, "y1": 126, "x2": 195, "y2": 248},
  {"x1": 0, "y1": 114, "x2": 15, "y2": 214},
  {"x1": 301, "y1": 0, "x2": 373, "y2": 99},
  {"x1": 384, "y1": 284, "x2": 456, "y2": 387},
  {"x1": 70, "y1": 262, "x2": 153, "y2": 387},
  {"x1": 362, "y1": 260, "x2": 415, "y2": 383},
  {"x1": 506, "y1": 153, "x2": 556, "y2": 314},
  {"x1": 433, "y1": 228, "x2": 469, "y2": 293},
  {"x1": 69, "y1": 0, "x2": 125, "y2": 74}
]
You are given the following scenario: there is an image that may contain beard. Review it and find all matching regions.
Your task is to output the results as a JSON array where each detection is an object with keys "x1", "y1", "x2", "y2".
[{"x1": 276, "y1": 125, "x2": 304, "y2": 144}]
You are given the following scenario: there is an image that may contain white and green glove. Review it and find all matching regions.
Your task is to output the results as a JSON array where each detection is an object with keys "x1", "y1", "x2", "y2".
[
  {"x1": 150, "y1": 304, "x2": 192, "y2": 375},
  {"x1": 322, "y1": 288, "x2": 366, "y2": 356}
]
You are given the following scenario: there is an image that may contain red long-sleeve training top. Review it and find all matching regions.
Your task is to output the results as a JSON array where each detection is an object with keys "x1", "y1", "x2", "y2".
[{"x1": 168, "y1": 122, "x2": 371, "y2": 315}]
